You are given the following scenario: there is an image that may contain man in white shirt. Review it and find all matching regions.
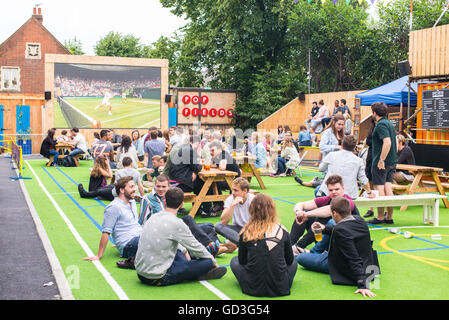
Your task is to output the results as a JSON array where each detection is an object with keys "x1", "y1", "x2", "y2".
[
  {"x1": 309, "y1": 100, "x2": 330, "y2": 132},
  {"x1": 215, "y1": 177, "x2": 255, "y2": 244},
  {"x1": 95, "y1": 88, "x2": 113, "y2": 116},
  {"x1": 318, "y1": 135, "x2": 373, "y2": 199},
  {"x1": 69, "y1": 127, "x2": 88, "y2": 158}
]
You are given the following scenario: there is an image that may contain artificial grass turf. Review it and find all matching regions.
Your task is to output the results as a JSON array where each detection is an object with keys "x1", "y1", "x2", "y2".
[{"x1": 22, "y1": 159, "x2": 449, "y2": 300}]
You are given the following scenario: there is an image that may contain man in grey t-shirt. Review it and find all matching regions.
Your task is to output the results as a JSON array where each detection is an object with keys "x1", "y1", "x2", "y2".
[
  {"x1": 135, "y1": 187, "x2": 227, "y2": 286},
  {"x1": 215, "y1": 177, "x2": 254, "y2": 244}
]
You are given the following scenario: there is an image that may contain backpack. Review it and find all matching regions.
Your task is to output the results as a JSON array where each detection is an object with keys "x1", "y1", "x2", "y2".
[{"x1": 62, "y1": 155, "x2": 76, "y2": 167}]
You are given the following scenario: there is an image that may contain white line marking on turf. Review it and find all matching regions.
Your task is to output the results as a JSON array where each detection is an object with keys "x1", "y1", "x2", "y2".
[
  {"x1": 26, "y1": 161, "x2": 130, "y2": 300},
  {"x1": 16, "y1": 164, "x2": 74, "y2": 300},
  {"x1": 199, "y1": 280, "x2": 232, "y2": 300},
  {"x1": 369, "y1": 225, "x2": 449, "y2": 231},
  {"x1": 138, "y1": 118, "x2": 160, "y2": 128},
  {"x1": 101, "y1": 108, "x2": 159, "y2": 124}
]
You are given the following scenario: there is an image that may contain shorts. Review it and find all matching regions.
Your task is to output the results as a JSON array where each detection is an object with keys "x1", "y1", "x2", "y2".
[{"x1": 371, "y1": 164, "x2": 396, "y2": 186}]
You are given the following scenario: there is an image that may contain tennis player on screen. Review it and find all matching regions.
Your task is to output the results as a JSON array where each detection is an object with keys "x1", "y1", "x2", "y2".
[{"x1": 95, "y1": 89, "x2": 113, "y2": 116}]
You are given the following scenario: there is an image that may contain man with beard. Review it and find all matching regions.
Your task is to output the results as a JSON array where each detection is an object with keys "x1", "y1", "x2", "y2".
[{"x1": 83, "y1": 176, "x2": 141, "y2": 269}]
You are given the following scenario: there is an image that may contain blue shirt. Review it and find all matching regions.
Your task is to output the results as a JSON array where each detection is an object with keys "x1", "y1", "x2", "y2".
[
  {"x1": 102, "y1": 198, "x2": 142, "y2": 256},
  {"x1": 133, "y1": 138, "x2": 144, "y2": 157},
  {"x1": 299, "y1": 130, "x2": 312, "y2": 143},
  {"x1": 144, "y1": 139, "x2": 166, "y2": 168}
]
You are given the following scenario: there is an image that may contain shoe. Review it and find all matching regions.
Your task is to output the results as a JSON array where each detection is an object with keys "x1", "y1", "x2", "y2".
[
  {"x1": 269, "y1": 174, "x2": 279, "y2": 177},
  {"x1": 294, "y1": 176, "x2": 303, "y2": 185},
  {"x1": 218, "y1": 242, "x2": 237, "y2": 255},
  {"x1": 116, "y1": 257, "x2": 135, "y2": 269},
  {"x1": 177, "y1": 208, "x2": 188, "y2": 216},
  {"x1": 197, "y1": 266, "x2": 227, "y2": 281},
  {"x1": 78, "y1": 184, "x2": 87, "y2": 198},
  {"x1": 211, "y1": 203, "x2": 224, "y2": 214},
  {"x1": 385, "y1": 219, "x2": 394, "y2": 224},
  {"x1": 108, "y1": 111, "x2": 112, "y2": 116},
  {"x1": 367, "y1": 218, "x2": 385, "y2": 224},
  {"x1": 199, "y1": 210, "x2": 212, "y2": 218},
  {"x1": 364, "y1": 210, "x2": 374, "y2": 218}
]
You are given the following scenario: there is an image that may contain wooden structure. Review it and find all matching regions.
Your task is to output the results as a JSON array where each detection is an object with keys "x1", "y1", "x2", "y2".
[
  {"x1": 409, "y1": 24, "x2": 449, "y2": 81},
  {"x1": 235, "y1": 155, "x2": 266, "y2": 190},
  {"x1": 172, "y1": 87, "x2": 237, "y2": 131},
  {"x1": 257, "y1": 90, "x2": 365, "y2": 133}
]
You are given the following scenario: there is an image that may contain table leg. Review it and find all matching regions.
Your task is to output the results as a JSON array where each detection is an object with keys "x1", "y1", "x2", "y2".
[
  {"x1": 433, "y1": 199, "x2": 440, "y2": 227},
  {"x1": 423, "y1": 205, "x2": 428, "y2": 224},
  {"x1": 400, "y1": 172, "x2": 423, "y2": 211},
  {"x1": 249, "y1": 163, "x2": 266, "y2": 190},
  {"x1": 189, "y1": 177, "x2": 214, "y2": 218},
  {"x1": 431, "y1": 171, "x2": 449, "y2": 209}
]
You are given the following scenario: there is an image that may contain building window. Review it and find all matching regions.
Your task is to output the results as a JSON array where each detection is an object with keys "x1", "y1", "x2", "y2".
[
  {"x1": 25, "y1": 42, "x2": 41, "y2": 59},
  {"x1": 1, "y1": 66, "x2": 21, "y2": 91}
]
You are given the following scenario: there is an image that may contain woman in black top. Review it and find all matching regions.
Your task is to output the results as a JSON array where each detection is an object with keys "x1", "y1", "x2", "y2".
[
  {"x1": 40, "y1": 128, "x2": 59, "y2": 166},
  {"x1": 78, "y1": 155, "x2": 115, "y2": 201},
  {"x1": 230, "y1": 194, "x2": 297, "y2": 297}
]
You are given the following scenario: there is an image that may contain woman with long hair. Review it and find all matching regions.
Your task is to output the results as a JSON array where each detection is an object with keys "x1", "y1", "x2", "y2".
[
  {"x1": 131, "y1": 130, "x2": 145, "y2": 162},
  {"x1": 78, "y1": 155, "x2": 115, "y2": 201},
  {"x1": 319, "y1": 113, "x2": 345, "y2": 159},
  {"x1": 40, "y1": 128, "x2": 59, "y2": 167},
  {"x1": 230, "y1": 194, "x2": 297, "y2": 297},
  {"x1": 162, "y1": 129, "x2": 173, "y2": 154},
  {"x1": 116, "y1": 135, "x2": 139, "y2": 169}
]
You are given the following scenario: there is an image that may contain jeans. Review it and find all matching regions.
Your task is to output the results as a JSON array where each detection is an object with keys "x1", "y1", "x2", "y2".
[
  {"x1": 215, "y1": 223, "x2": 242, "y2": 244},
  {"x1": 69, "y1": 148, "x2": 85, "y2": 157},
  {"x1": 296, "y1": 219, "x2": 336, "y2": 273},
  {"x1": 122, "y1": 235, "x2": 140, "y2": 258},
  {"x1": 181, "y1": 216, "x2": 219, "y2": 246},
  {"x1": 276, "y1": 157, "x2": 287, "y2": 175},
  {"x1": 138, "y1": 250, "x2": 214, "y2": 286},
  {"x1": 49, "y1": 150, "x2": 59, "y2": 165}
]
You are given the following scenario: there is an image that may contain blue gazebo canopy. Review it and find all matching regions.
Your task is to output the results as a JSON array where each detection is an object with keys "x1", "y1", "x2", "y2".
[{"x1": 355, "y1": 76, "x2": 419, "y2": 106}]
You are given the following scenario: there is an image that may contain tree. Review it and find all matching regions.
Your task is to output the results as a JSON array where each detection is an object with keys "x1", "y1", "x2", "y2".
[
  {"x1": 64, "y1": 37, "x2": 84, "y2": 55},
  {"x1": 94, "y1": 31, "x2": 146, "y2": 57}
]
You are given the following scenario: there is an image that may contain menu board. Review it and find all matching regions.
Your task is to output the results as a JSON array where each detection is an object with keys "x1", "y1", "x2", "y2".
[
  {"x1": 422, "y1": 89, "x2": 449, "y2": 128},
  {"x1": 388, "y1": 112, "x2": 401, "y2": 132}
]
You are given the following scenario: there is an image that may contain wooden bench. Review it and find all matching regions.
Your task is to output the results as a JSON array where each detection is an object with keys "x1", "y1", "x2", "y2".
[
  {"x1": 391, "y1": 184, "x2": 410, "y2": 195},
  {"x1": 183, "y1": 189, "x2": 261, "y2": 204},
  {"x1": 354, "y1": 194, "x2": 447, "y2": 226},
  {"x1": 46, "y1": 155, "x2": 65, "y2": 167},
  {"x1": 420, "y1": 180, "x2": 449, "y2": 191}
]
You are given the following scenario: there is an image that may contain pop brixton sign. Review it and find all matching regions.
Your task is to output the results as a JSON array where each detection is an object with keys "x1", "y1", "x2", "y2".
[{"x1": 181, "y1": 94, "x2": 235, "y2": 118}]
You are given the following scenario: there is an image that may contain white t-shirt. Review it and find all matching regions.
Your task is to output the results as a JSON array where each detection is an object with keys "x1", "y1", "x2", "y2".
[
  {"x1": 72, "y1": 133, "x2": 88, "y2": 153},
  {"x1": 102, "y1": 92, "x2": 112, "y2": 105},
  {"x1": 224, "y1": 193, "x2": 255, "y2": 227}
]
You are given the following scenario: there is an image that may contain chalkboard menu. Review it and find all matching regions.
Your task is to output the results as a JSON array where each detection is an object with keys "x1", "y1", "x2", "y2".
[
  {"x1": 422, "y1": 89, "x2": 449, "y2": 128},
  {"x1": 388, "y1": 112, "x2": 401, "y2": 132}
]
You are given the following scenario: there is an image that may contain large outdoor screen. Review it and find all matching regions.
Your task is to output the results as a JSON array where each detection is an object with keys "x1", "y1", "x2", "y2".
[{"x1": 53, "y1": 63, "x2": 161, "y2": 129}]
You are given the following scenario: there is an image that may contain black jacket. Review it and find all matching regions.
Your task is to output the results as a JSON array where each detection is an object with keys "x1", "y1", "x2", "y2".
[
  {"x1": 326, "y1": 215, "x2": 379, "y2": 289},
  {"x1": 169, "y1": 143, "x2": 202, "y2": 189},
  {"x1": 40, "y1": 136, "x2": 56, "y2": 159}
]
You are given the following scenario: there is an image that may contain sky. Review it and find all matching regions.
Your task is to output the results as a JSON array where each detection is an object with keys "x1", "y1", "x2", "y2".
[{"x1": 0, "y1": 0, "x2": 188, "y2": 55}]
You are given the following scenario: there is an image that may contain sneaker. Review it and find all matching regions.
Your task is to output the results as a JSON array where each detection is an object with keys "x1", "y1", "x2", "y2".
[
  {"x1": 108, "y1": 111, "x2": 112, "y2": 116},
  {"x1": 199, "y1": 210, "x2": 212, "y2": 218},
  {"x1": 116, "y1": 257, "x2": 135, "y2": 269},
  {"x1": 78, "y1": 184, "x2": 87, "y2": 198},
  {"x1": 385, "y1": 219, "x2": 394, "y2": 224},
  {"x1": 197, "y1": 266, "x2": 227, "y2": 281},
  {"x1": 367, "y1": 218, "x2": 385, "y2": 225},
  {"x1": 211, "y1": 203, "x2": 224, "y2": 214},
  {"x1": 269, "y1": 174, "x2": 279, "y2": 178},
  {"x1": 363, "y1": 210, "x2": 374, "y2": 218},
  {"x1": 294, "y1": 176, "x2": 303, "y2": 185}
]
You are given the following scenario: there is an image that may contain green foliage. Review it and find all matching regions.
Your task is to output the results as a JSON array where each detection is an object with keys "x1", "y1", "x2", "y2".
[
  {"x1": 94, "y1": 31, "x2": 146, "y2": 57},
  {"x1": 64, "y1": 37, "x2": 84, "y2": 55}
]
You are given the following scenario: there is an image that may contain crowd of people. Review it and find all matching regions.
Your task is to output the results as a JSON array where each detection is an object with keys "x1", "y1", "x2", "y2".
[
  {"x1": 38, "y1": 99, "x2": 416, "y2": 298},
  {"x1": 55, "y1": 75, "x2": 160, "y2": 97}
]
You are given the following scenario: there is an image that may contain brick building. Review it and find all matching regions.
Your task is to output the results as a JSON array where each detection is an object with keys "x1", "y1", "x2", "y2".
[{"x1": 0, "y1": 6, "x2": 71, "y2": 94}]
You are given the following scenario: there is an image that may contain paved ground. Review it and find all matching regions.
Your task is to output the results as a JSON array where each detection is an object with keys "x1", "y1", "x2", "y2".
[{"x1": 0, "y1": 154, "x2": 61, "y2": 300}]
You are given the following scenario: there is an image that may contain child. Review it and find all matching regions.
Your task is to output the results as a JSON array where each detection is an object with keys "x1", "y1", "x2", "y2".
[{"x1": 143, "y1": 155, "x2": 161, "y2": 189}]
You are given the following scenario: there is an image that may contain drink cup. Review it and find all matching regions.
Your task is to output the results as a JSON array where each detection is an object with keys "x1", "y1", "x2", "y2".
[{"x1": 313, "y1": 226, "x2": 323, "y2": 242}]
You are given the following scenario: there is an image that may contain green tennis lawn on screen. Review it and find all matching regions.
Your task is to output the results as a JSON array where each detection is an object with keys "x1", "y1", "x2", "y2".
[
  {"x1": 54, "y1": 97, "x2": 161, "y2": 129},
  {"x1": 22, "y1": 159, "x2": 449, "y2": 300}
]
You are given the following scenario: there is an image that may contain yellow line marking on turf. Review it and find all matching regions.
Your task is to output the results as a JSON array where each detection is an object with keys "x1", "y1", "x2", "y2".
[{"x1": 380, "y1": 234, "x2": 449, "y2": 272}]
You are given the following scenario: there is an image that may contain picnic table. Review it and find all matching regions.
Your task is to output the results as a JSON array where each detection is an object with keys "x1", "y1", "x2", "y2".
[
  {"x1": 394, "y1": 164, "x2": 449, "y2": 210},
  {"x1": 354, "y1": 194, "x2": 447, "y2": 226},
  {"x1": 188, "y1": 168, "x2": 238, "y2": 218},
  {"x1": 234, "y1": 155, "x2": 266, "y2": 190}
]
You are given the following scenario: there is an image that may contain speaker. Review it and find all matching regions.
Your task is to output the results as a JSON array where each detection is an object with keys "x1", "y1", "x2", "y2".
[
  {"x1": 398, "y1": 60, "x2": 412, "y2": 77},
  {"x1": 44, "y1": 91, "x2": 51, "y2": 100},
  {"x1": 297, "y1": 91, "x2": 305, "y2": 101},
  {"x1": 165, "y1": 94, "x2": 172, "y2": 103}
]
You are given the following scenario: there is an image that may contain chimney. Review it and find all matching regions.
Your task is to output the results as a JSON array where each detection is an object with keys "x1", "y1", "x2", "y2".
[{"x1": 33, "y1": 6, "x2": 43, "y2": 24}]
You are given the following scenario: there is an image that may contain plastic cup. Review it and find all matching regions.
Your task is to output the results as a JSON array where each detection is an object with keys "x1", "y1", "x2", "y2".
[{"x1": 313, "y1": 227, "x2": 323, "y2": 242}]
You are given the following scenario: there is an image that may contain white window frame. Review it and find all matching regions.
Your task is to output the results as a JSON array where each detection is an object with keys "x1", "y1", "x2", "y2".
[
  {"x1": 1, "y1": 66, "x2": 21, "y2": 91},
  {"x1": 25, "y1": 42, "x2": 41, "y2": 59}
]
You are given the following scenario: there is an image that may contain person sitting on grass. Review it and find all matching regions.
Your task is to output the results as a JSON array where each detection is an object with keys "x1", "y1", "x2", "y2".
[
  {"x1": 138, "y1": 174, "x2": 236, "y2": 256},
  {"x1": 295, "y1": 197, "x2": 378, "y2": 298},
  {"x1": 135, "y1": 187, "x2": 228, "y2": 286},
  {"x1": 78, "y1": 155, "x2": 114, "y2": 201},
  {"x1": 83, "y1": 176, "x2": 142, "y2": 270},
  {"x1": 215, "y1": 177, "x2": 254, "y2": 245},
  {"x1": 113, "y1": 157, "x2": 145, "y2": 198},
  {"x1": 290, "y1": 174, "x2": 360, "y2": 251},
  {"x1": 231, "y1": 194, "x2": 297, "y2": 297}
]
